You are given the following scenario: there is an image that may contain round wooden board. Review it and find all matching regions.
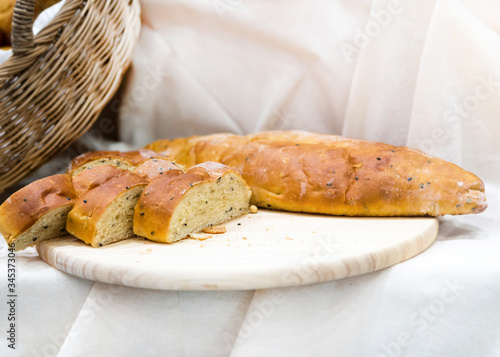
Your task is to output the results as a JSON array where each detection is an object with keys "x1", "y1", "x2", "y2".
[{"x1": 37, "y1": 210, "x2": 439, "y2": 290}]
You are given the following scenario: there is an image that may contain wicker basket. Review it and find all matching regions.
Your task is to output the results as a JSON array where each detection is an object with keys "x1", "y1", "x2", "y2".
[{"x1": 0, "y1": 0, "x2": 141, "y2": 193}]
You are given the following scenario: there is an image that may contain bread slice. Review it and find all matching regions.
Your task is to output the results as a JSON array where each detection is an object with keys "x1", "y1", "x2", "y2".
[
  {"x1": 67, "y1": 149, "x2": 162, "y2": 176},
  {"x1": 134, "y1": 157, "x2": 185, "y2": 181},
  {"x1": 0, "y1": 175, "x2": 78, "y2": 251},
  {"x1": 134, "y1": 162, "x2": 251, "y2": 243},
  {"x1": 66, "y1": 172, "x2": 148, "y2": 247},
  {"x1": 146, "y1": 131, "x2": 487, "y2": 216}
]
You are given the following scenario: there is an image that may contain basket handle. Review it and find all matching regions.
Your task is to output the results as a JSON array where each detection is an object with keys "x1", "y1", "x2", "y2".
[{"x1": 11, "y1": 0, "x2": 37, "y2": 56}]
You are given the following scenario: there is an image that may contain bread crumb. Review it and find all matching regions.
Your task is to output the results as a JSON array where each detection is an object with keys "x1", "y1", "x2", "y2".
[
  {"x1": 203, "y1": 225, "x2": 226, "y2": 234},
  {"x1": 188, "y1": 233, "x2": 213, "y2": 240},
  {"x1": 200, "y1": 244, "x2": 204, "y2": 248},
  {"x1": 242, "y1": 237, "x2": 247, "y2": 240},
  {"x1": 285, "y1": 236, "x2": 294, "y2": 240},
  {"x1": 250, "y1": 205, "x2": 258, "y2": 213},
  {"x1": 147, "y1": 248, "x2": 152, "y2": 252}
]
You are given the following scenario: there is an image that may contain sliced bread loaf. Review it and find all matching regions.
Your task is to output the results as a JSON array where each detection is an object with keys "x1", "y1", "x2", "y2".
[
  {"x1": 66, "y1": 172, "x2": 149, "y2": 247},
  {"x1": 134, "y1": 162, "x2": 251, "y2": 243},
  {"x1": 0, "y1": 175, "x2": 78, "y2": 251}
]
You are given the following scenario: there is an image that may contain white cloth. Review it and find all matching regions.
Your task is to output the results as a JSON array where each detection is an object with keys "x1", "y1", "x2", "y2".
[
  {"x1": 2, "y1": 0, "x2": 500, "y2": 356},
  {"x1": 120, "y1": 0, "x2": 500, "y2": 183}
]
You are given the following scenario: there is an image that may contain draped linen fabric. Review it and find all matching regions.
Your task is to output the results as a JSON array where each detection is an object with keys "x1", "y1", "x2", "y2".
[{"x1": 120, "y1": 0, "x2": 500, "y2": 183}]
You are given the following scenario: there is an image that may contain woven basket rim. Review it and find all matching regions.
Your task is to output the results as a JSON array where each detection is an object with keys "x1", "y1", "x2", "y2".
[{"x1": 0, "y1": 0, "x2": 142, "y2": 193}]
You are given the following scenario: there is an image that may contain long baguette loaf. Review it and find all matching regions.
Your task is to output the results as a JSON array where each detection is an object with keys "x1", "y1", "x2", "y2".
[{"x1": 146, "y1": 131, "x2": 487, "y2": 216}]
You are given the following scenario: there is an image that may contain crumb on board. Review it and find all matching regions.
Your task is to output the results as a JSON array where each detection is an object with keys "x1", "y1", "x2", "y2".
[
  {"x1": 200, "y1": 244, "x2": 204, "y2": 248},
  {"x1": 285, "y1": 236, "x2": 294, "y2": 241},
  {"x1": 188, "y1": 233, "x2": 213, "y2": 241},
  {"x1": 203, "y1": 225, "x2": 226, "y2": 234},
  {"x1": 250, "y1": 205, "x2": 258, "y2": 213},
  {"x1": 242, "y1": 237, "x2": 247, "y2": 240},
  {"x1": 147, "y1": 248, "x2": 152, "y2": 252}
]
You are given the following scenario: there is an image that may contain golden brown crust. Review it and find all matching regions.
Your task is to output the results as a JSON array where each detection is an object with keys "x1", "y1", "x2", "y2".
[
  {"x1": 72, "y1": 165, "x2": 134, "y2": 196},
  {"x1": 134, "y1": 158, "x2": 185, "y2": 181},
  {"x1": 67, "y1": 149, "x2": 162, "y2": 175},
  {"x1": 0, "y1": 175, "x2": 77, "y2": 245},
  {"x1": 146, "y1": 137, "x2": 200, "y2": 163},
  {"x1": 146, "y1": 131, "x2": 487, "y2": 216},
  {"x1": 66, "y1": 173, "x2": 148, "y2": 246},
  {"x1": 134, "y1": 162, "x2": 239, "y2": 242}
]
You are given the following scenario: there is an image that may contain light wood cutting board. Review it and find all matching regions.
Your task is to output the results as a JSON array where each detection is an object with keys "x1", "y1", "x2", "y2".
[{"x1": 37, "y1": 210, "x2": 439, "y2": 290}]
